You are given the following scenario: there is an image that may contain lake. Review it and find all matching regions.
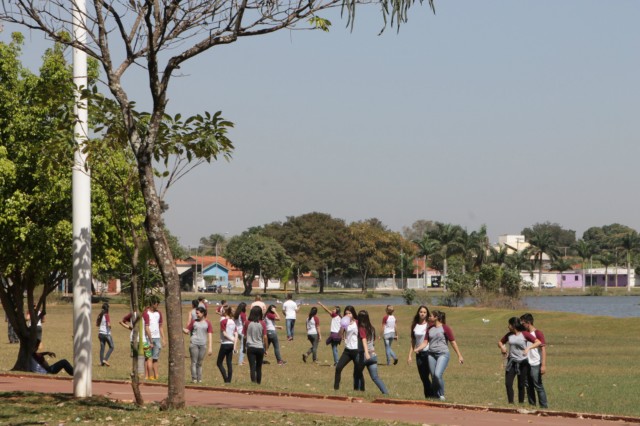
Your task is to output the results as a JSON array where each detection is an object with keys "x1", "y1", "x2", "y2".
[{"x1": 286, "y1": 295, "x2": 640, "y2": 318}]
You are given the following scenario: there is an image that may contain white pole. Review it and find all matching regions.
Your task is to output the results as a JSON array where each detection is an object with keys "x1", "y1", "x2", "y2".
[{"x1": 72, "y1": 0, "x2": 92, "y2": 398}]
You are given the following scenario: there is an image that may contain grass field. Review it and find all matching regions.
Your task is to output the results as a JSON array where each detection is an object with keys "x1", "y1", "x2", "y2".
[{"x1": 1, "y1": 299, "x2": 639, "y2": 418}]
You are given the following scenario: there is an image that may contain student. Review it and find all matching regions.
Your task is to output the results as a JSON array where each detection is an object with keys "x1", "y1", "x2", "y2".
[
  {"x1": 282, "y1": 293, "x2": 300, "y2": 341},
  {"x1": 426, "y1": 310, "x2": 464, "y2": 401},
  {"x1": 407, "y1": 305, "x2": 432, "y2": 399},
  {"x1": 215, "y1": 300, "x2": 228, "y2": 317},
  {"x1": 302, "y1": 307, "x2": 321, "y2": 363},
  {"x1": 120, "y1": 311, "x2": 152, "y2": 379},
  {"x1": 382, "y1": 305, "x2": 399, "y2": 366},
  {"x1": 30, "y1": 341, "x2": 73, "y2": 376},
  {"x1": 498, "y1": 317, "x2": 542, "y2": 404},
  {"x1": 217, "y1": 305, "x2": 237, "y2": 383},
  {"x1": 183, "y1": 306, "x2": 213, "y2": 383},
  {"x1": 265, "y1": 304, "x2": 286, "y2": 365},
  {"x1": 250, "y1": 294, "x2": 267, "y2": 315},
  {"x1": 244, "y1": 306, "x2": 268, "y2": 384},
  {"x1": 143, "y1": 297, "x2": 166, "y2": 380},
  {"x1": 234, "y1": 302, "x2": 248, "y2": 366},
  {"x1": 318, "y1": 301, "x2": 342, "y2": 366},
  {"x1": 333, "y1": 305, "x2": 365, "y2": 391},
  {"x1": 357, "y1": 309, "x2": 388, "y2": 394},
  {"x1": 96, "y1": 303, "x2": 114, "y2": 367},
  {"x1": 187, "y1": 300, "x2": 199, "y2": 324},
  {"x1": 520, "y1": 313, "x2": 548, "y2": 408}
]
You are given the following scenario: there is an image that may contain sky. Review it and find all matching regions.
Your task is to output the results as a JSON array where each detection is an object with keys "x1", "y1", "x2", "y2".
[{"x1": 3, "y1": 1, "x2": 639, "y2": 248}]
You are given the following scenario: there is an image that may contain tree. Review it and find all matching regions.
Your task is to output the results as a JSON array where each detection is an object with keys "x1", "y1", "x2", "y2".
[
  {"x1": 347, "y1": 219, "x2": 398, "y2": 293},
  {"x1": 489, "y1": 246, "x2": 509, "y2": 267},
  {"x1": 414, "y1": 233, "x2": 440, "y2": 284},
  {"x1": 522, "y1": 222, "x2": 576, "y2": 254},
  {"x1": 583, "y1": 224, "x2": 636, "y2": 252},
  {"x1": 255, "y1": 237, "x2": 290, "y2": 295},
  {"x1": 429, "y1": 223, "x2": 463, "y2": 283},
  {"x1": 525, "y1": 230, "x2": 558, "y2": 291},
  {"x1": 224, "y1": 231, "x2": 262, "y2": 296},
  {"x1": 402, "y1": 219, "x2": 437, "y2": 242},
  {"x1": 263, "y1": 212, "x2": 348, "y2": 294},
  {"x1": 199, "y1": 233, "x2": 228, "y2": 256},
  {"x1": 573, "y1": 239, "x2": 596, "y2": 292},
  {"x1": 2, "y1": 0, "x2": 435, "y2": 408},
  {"x1": 597, "y1": 251, "x2": 615, "y2": 292},
  {"x1": 617, "y1": 231, "x2": 639, "y2": 293},
  {"x1": 550, "y1": 258, "x2": 573, "y2": 292},
  {"x1": 0, "y1": 35, "x2": 77, "y2": 370}
]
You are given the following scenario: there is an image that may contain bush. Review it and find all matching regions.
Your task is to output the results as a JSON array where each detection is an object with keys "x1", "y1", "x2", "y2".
[
  {"x1": 402, "y1": 289, "x2": 417, "y2": 305},
  {"x1": 587, "y1": 285, "x2": 604, "y2": 296}
]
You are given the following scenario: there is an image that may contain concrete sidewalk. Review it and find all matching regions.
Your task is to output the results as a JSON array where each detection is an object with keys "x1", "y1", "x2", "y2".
[{"x1": 0, "y1": 374, "x2": 636, "y2": 425}]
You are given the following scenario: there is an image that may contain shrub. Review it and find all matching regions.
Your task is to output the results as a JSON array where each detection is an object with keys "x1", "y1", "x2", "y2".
[
  {"x1": 402, "y1": 289, "x2": 417, "y2": 305},
  {"x1": 587, "y1": 285, "x2": 604, "y2": 296}
]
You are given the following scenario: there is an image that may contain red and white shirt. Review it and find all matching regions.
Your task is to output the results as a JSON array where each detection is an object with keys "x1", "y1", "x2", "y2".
[
  {"x1": 306, "y1": 316, "x2": 320, "y2": 335},
  {"x1": 220, "y1": 317, "x2": 237, "y2": 345}
]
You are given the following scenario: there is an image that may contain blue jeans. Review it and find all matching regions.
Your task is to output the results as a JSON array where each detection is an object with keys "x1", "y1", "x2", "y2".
[
  {"x1": 427, "y1": 351, "x2": 450, "y2": 398},
  {"x1": 305, "y1": 333, "x2": 319, "y2": 361},
  {"x1": 98, "y1": 333, "x2": 114, "y2": 364},
  {"x1": 364, "y1": 355, "x2": 388, "y2": 394},
  {"x1": 416, "y1": 352, "x2": 432, "y2": 398},
  {"x1": 237, "y1": 335, "x2": 245, "y2": 364},
  {"x1": 383, "y1": 333, "x2": 397, "y2": 365},
  {"x1": 267, "y1": 331, "x2": 282, "y2": 362},
  {"x1": 285, "y1": 319, "x2": 295, "y2": 339},
  {"x1": 331, "y1": 342, "x2": 339, "y2": 364},
  {"x1": 526, "y1": 363, "x2": 548, "y2": 408}
]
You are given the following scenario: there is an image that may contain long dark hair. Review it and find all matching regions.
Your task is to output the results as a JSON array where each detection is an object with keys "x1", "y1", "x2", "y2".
[
  {"x1": 508, "y1": 316, "x2": 525, "y2": 332},
  {"x1": 432, "y1": 310, "x2": 446, "y2": 325},
  {"x1": 248, "y1": 306, "x2": 263, "y2": 322},
  {"x1": 267, "y1": 304, "x2": 277, "y2": 315},
  {"x1": 308, "y1": 307, "x2": 318, "y2": 321},
  {"x1": 410, "y1": 305, "x2": 430, "y2": 348},
  {"x1": 234, "y1": 302, "x2": 247, "y2": 320},
  {"x1": 343, "y1": 305, "x2": 357, "y2": 319},
  {"x1": 96, "y1": 303, "x2": 109, "y2": 326},
  {"x1": 357, "y1": 309, "x2": 375, "y2": 341}
]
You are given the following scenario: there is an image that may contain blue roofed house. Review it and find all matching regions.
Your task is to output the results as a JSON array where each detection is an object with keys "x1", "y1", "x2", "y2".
[{"x1": 203, "y1": 261, "x2": 229, "y2": 289}]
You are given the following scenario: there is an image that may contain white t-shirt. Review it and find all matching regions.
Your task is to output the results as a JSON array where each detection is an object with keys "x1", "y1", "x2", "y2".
[
  {"x1": 383, "y1": 314, "x2": 396, "y2": 336},
  {"x1": 98, "y1": 314, "x2": 111, "y2": 335},
  {"x1": 282, "y1": 300, "x2": 298, "y2": 320},
  {"x1": 143, "y1": 309, "x2": 162, "y2": 339},
  {"x1": 413, "y1": 323, "x2": 429, "y2": 352},
  {"x1": 344, "y1": 320, "x2": 360, "y2": 350},
  {"x1": 330, "y1": 314, "x2": 341, "y2": 334},
  {"x1": 306, "y1": 316, "x2": 320, "y2": 335}
]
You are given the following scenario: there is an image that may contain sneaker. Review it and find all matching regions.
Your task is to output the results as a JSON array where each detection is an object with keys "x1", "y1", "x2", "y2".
[
  {"x1": 302, "y1": 354, "x2": 307, "y2": 363},
  {"x1": 192, "y1": 380, "x2": 197, "y2": 384},
  {"x1": 278, "y1": 360, "x2": 287, "y2": 366},
  {"x1": 393, "y1": 358, "x2": 398, "y2": 366},
  {"x1": 439, "y1": 395, "x2": 446, "y2": 401}
]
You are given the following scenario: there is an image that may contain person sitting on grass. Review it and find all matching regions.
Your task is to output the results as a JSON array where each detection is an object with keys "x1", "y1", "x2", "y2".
[{"x1": 30, "y1": 340, "x2": 73, "y2": 376}]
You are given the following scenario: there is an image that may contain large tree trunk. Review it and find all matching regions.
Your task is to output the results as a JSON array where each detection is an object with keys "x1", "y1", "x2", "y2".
[
  {"x1": 242, "y1": 274, "x2": 253, "y2": 296},
  {"x1": 137, "y1": 160, "x2": 185, "y2": 409}
]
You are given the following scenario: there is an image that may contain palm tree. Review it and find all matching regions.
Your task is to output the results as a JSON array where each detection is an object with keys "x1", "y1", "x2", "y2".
[
  {"x1": 469, "y1": 225, "x2": 490, "y2": 271},
  {"x1": 598, "y1": 251, "x2": 615, "y2": 292},
  {"x1": 414, "y1": 234, "x2": 440, "y2": 288},
  {"x1": 526, "y1": 230, "x2": 559, "y2": 291},
  {"x1": 430, "y1": 223, "x2": 462, "y2": 282},
  {"x1": 573, "y1": 239, "x2": 596, "y2": 292},
  {"x1": 618, "y1": 231, "x2": 640, "y2": 293},
  {"x1": 489, "y1": 246, "x2": 509, "y2": 267},
  {"x1": 551, "y1": 258, "x2": 573, "y2": 292}
]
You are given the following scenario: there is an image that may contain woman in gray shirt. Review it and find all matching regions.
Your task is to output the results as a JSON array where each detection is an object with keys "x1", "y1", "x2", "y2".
[
  {"x1": 183, "y1": 307, "x2": 213, "y2": 383},
  {"x1": 245, "y1": 306, "x2": 268, "y2": 384}
]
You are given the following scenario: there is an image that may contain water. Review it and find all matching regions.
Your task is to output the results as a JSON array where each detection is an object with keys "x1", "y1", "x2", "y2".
[{"x1": 265, "y1": 295, "x2": 640, "y2": 318}]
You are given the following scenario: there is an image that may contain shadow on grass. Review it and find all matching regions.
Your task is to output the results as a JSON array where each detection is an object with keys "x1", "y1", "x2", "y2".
[{"x1": 0, "y1": 391, "x2": 138, "y2": 424}]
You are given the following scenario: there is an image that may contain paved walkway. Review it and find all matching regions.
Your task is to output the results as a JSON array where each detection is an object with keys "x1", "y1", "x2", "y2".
[{"x1": 0, "y1": 374, "x2": 637, "y2": 425}]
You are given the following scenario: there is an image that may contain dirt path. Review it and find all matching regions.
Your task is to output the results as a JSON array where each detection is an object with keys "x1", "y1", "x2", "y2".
[{"x1": 0, "y1": 374, "x2": 637, "y2": 425}]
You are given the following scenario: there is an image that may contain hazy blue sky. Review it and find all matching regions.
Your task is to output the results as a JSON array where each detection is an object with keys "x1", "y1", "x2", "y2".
[{"x1": 4, "y1": 1, "x2": 639, "y2": 247}]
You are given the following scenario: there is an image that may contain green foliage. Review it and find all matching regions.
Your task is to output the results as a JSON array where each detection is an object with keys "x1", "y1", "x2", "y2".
[
  {"x1": 309, "y1": 16, "x2": 332, "y2": 32},
  {"x1": 587, "y1": 285, "x2": 604, "y2": 296},
  {"x1": 522, "y1": 221, "x2": 576, "y2": 252},
  {"x1": 401, "y1": 289, "x2": 416, "y2": 305},
  {"x1": 441, "y1": 270, "x2": 474, "y2": 307}
]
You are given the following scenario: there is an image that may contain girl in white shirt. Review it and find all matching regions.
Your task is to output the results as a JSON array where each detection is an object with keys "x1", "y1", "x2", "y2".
[
  {"x1": 303, "y1": 307, "x2": 321, "y2": 363},
  {"x1": 217, "y1": 306, "x2": 237, "y2": 383},
  {"x1": 407, "y1": 305, "x2": 432, "y2": 399},
  {"x1": 96, "y1": 303, "x2": 114, "y2": 367},
  {"x1": 318, "y1": 301, "x2": 342, "y2": 366},
  {"x1": 382, "y1": 305, "x2": 398, "y2": 366},
  {"x1": 333, "y1": 305, "x2": 365, "y2": 391}
]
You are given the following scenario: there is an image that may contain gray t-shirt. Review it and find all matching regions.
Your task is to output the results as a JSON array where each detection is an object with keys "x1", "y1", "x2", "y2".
[
  {"x1": 187, "y1": 319, "x2": 213, "y2": 346},
  {"x1": 501, "y1": 331, "x2": 536, "y2": 362},
  {"x1": 246, "y1": 321, "x2": 266, "y2": 349},
  {"x1": 427, "y1": 325, "x2": 455, "y2": 355}
]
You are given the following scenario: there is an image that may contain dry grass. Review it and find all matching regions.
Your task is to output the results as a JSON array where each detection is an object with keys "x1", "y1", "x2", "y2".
[{"x1": 1, "y1": 300, "x2": 639, "y2": 417}]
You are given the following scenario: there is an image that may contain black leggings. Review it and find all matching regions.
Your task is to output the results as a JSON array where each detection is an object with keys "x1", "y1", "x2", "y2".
[
  {"x1": 247, "y1": 347, "x2": 265, "y2": 384},
  {"x1": 334, "y1": 348, "x2": 364, "y2": 391},
  {"x1": 505, "y1": 360, "x2": 528, "y2": 403},
  {"x1": 217, "y1": 344, "x2": 234, "y2": 383},
  {"x1": 416, "y1": 351, "x2": 432, "y2": 398}
]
